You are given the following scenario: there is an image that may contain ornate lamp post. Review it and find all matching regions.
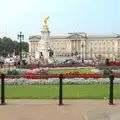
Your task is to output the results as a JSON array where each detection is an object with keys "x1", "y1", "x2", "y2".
[
  {"x1": 17, "y1": 31, "x2": 24, "y2": 65},
  {"x1": 81, "y1": 44, "x2": 84, "y2": 63},
  {"x1": 91, "y1": 48, "x2": 92, "y2": 60}
]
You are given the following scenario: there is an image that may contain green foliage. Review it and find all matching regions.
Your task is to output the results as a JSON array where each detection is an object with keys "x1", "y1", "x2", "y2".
[
  {"x1": 0, "y1": 37, "x2": 28, "y2": 56},
  {"x1": 0, "y1": 69, "x2": 8, "y2": 74},
  {"x1": 103, "y1": 69, "x2": 111, "y2": 77},
  {"x1": 17, "y1": 64, "x2": 37, "y2": 68},
  {"x1": 105, "y1": 58, "x2": 109, "y2": 65},
  {"x1": 7, "y1": 69, "x2": 20, "y2": 75},
  {"x1": 96, "y1": 66, "x2": 120, "y2": 70}
]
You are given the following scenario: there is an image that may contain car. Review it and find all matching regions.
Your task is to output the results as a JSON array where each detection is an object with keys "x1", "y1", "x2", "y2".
[
  {"x1": 0, "y1": 57, "x2": 4, "y2": 64},
  {"x1": 4, "y1": 58, "x2": 14, "y2": 64},
  {"x1": 0, "y1": 60, "x2": 4, "y2": 64},
  {"x1": 59, "y1": 59, "x2": 80, "y2": 65}
]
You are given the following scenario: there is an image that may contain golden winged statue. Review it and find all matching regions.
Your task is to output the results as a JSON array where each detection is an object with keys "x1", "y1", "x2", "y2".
[{"x1": 42, "y1": 16, "x2": 50, "y2": 31}]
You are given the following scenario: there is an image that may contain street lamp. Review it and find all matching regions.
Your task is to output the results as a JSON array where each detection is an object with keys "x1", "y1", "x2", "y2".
[
  {"x1": 91, "y1": 48, "x2": 92, "y2": 60},
  {"x1": 17, "y1": 31, "x2": 24, "y2": 65},
  {"x1": 81, "y1": 44, "x2": 84, "y2": 63}
]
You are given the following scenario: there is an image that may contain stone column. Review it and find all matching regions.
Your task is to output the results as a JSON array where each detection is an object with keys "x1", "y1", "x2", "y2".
[
  {"x1": 29, "y1": 41, "x2": 31, "y2": 53},
  {"x1": 85, "y1": 37, "x2": 88, "y2": 59}
]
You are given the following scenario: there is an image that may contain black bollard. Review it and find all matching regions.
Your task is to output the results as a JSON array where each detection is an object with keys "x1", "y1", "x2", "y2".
[
  {"x1": 109, "y1": 71, "x2": 114, "y2": 105},
  {"x1": 59, "y1": 74, "x2": 64, "y2": 105},
  {"x1": 1, "y1": 74, "x2": 6, "y2": 105}
]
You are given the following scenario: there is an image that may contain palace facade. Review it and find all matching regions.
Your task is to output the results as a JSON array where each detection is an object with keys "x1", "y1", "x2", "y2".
[{"x1": 28, "y1": 33, "x2": 120, "y2": 60}]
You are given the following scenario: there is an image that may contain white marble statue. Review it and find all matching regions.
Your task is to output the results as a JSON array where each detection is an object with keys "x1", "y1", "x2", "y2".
[{"x1": 35, "y1": 16, "x2": 54, "y2": 64}]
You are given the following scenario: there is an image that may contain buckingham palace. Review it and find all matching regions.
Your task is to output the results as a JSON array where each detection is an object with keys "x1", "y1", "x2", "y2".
[{"x1": 28, "y1": 32, "x2": 120, "y2": 60}]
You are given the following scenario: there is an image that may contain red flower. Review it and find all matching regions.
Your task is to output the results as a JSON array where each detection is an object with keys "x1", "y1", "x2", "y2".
[
  {"x1": 0, "y1": 72, "x2": 2, "y2": 74},
  {"x1": 115, "y1": 73, "x2": 120, "y2": 77},
  {"x1": 24, "y1": 72, "x2": 37, "y2": 79}
]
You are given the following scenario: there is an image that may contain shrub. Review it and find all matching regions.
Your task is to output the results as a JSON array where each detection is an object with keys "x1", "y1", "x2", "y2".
[
  {"x1": 105, "y1": 58, "x2": 109, "y2": 66},
  {"x1": 96, "y1": 66, "x2": 120, "y2": 70},
  {"x1": 7, "y1": 69, "x2": 20, "y2": 75}
]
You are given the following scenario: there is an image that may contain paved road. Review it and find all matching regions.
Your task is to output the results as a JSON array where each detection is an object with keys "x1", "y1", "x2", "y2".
[
  {"x1": 0, "y1": 99, "x2": 120, "y2": 120},
  {"x1": 77, "y1": 99, "x2": 120, "y2": 120}
]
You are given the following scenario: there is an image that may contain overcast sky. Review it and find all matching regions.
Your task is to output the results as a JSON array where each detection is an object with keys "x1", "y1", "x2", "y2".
[{"x1": 0, "y1": 0, "x2": 120, "y2": 41}]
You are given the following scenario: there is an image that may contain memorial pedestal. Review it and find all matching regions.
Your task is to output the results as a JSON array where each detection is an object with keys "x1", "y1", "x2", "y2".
[{"x1": 35, "y1": 30, "x2": 54, "y2": 64}]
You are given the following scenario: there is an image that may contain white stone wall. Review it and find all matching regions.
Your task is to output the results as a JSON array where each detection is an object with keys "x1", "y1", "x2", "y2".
[
  {"x1": 29, "y1": 34, "x2": 120, "y2": 59},
  {"x1": 29, "y1": 37, "x2": 40, "y2": 56},
  {"x1": 51, "y1": 38, "x2": 71, "y2": 56},
  {"x1": 86, "y1": 36, "x2": 119, "y2": 59}
]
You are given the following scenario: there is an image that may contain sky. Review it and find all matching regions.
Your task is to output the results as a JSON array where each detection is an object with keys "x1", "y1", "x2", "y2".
[{"x1": 0, "y1": 0, "x2": 120, "y2": 41}]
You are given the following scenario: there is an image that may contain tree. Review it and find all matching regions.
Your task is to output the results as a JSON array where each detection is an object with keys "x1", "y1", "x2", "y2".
[
  {"x1": 0, "y1": 37, "x2": 29, "y2": 57},
  {"x1": 21, "y1": 42, "x2": 29, "y2": 52},
  {"x1": 105, "y1": 58, "x2": 109, "y2": 66},
  {"x1": 2, "y1": 37, "x2": 14, "y2": 55}
]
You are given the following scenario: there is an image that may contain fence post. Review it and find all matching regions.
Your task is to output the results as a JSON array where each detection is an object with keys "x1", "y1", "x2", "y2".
[
  {"x1": 1, "y1": 74, "x2": 6, "y2": 105},
  {"x1": 59, "y1": 74, "x2": 64, "y2": 105},
  {"x1": 109, "y1": 71, "x2": 114, "y2": 105}
]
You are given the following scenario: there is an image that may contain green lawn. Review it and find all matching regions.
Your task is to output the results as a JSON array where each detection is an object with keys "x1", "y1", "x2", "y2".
[
  {"x1": 0, "y1": 84, "x2": 120, "y2": 99},
  {"x1": 0, "y1": 68, "x2": 93, "y2": 74},
  {"x1": 48, "y1": 68, "x2": 93, "y2": 74},
  {"x1": 0, "y1": 69, "x2": 8, "y2": 74}
]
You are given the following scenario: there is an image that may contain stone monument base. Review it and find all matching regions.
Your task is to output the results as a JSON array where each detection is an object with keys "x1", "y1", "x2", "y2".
[
  {"x1": 35, "y1": 51, "x2": 40, "y2": 60},
  {"x1": 48, "y1": 58, "x2": 55, "y2": 64},
  {"x1": 35, "y1": 51, "x2": 55, "y2": 64}
]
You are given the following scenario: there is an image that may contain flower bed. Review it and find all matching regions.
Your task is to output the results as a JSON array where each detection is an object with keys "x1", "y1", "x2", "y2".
[
  {"x1": 109, "y1": 61, "x2": 120, "y2": 66},
  {"x1": 1, "y1": 77, "x2": 120, "y2": 85},
  {"x1": 48, "y1": 73, "x2": 102, "y2": 78},
  {"x1": 0, "y1": 67, "x2": 97, "y2": 79},
  {"x1": 1, "y1": 67, "x2": 120, "y2": 79},
  {"x1": 0, "y1": 73, "x2": 102, "y2": 79}
]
